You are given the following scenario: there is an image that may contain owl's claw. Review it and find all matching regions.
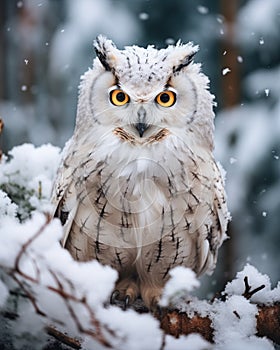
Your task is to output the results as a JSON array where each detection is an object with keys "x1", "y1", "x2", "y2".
[
  {"x1": 110, "y1": 290, "x2": 134, "y2": 310},
  {"x1": 110, "y1": 290, "x2": 120, "y2": 304},
  {"x1": 123, "y1": 295, "x2": 131, "y2": 310}
]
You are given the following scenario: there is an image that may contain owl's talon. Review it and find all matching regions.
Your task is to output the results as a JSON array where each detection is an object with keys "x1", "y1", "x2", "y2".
[
  {"x1": 110, "y1": 290, "x2": 120, "y2": 304},
  {"x1": 124, "y1": 295, "x2": 131, "y2": 310}
]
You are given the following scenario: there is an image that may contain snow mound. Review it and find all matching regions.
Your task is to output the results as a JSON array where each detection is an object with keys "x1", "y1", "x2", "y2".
[
  {"x1": 160, "y1": 266, "x2": 200, "y2": 307},
  {"x1": 225, "y1": 263, "x2": 280, "y2": 304},
  {"x1": 0, "y1": 143, "x2": 61, "y2": 218}
]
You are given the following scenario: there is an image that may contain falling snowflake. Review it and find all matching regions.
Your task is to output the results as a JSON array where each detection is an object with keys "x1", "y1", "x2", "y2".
[
  {"x1": 264, "y1": 89, "x2": 270, "y2": 97},
  {"x1": 197, "y1": 6, "x2": 209, "y2": 15},
  {"x1": 216, "y1": 15, "x2": 224, "y2": 24},
  {"x1": 222, "y1": 67, "x2": 231, "y2": 76},
  {"x1": 139, "y1": 12, "x2": 149, "y2": 21},
  {"x1": 165, "y1": 38, "x2": 175, "y2": 45},
  {"x1": 237, "y1": 56, "x2": 243, "y2": 63}
]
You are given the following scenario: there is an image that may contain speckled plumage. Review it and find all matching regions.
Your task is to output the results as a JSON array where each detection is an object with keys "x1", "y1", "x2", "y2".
[{"x1": 52, "y1": 36, "x2": 230, "y2": 309}]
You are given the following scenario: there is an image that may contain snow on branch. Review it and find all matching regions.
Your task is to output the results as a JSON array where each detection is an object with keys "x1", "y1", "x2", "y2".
[
  {"x1": 0, "y1": 213, "x2": 120, "y2": 348},
  {"x1": 160, "y1": 282, "x2": 280, "y2": 346}
]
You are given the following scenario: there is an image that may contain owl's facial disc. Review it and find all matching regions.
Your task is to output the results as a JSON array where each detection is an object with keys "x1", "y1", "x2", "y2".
[{"x1": 108, "y1": 83, "x2": 178, "y2": 140}]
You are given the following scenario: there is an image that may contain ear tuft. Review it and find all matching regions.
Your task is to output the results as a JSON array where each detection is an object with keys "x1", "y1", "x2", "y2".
[
  {"x1": 93, "y1": 35, "x2": 116, "y2": 72},
  {"x1": 173, "y1": 51, "x2": 197, "y2": 74}
]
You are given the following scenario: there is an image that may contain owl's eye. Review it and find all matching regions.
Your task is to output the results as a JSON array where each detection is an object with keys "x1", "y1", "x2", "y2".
[
  {"x1": 110, "y1": 89, "x2": 130, "y2": 106},
  {"x1": 155, "y1": 91, "x2": 176, "y2": 107}
]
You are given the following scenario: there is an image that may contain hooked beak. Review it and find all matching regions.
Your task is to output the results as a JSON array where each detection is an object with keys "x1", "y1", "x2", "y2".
[
  {"x1": 134, "y1": 106, "x2": 149, "y2": 138},
  {"x1": 135, "y1": 122, "x2": 149, "y2": 138}
]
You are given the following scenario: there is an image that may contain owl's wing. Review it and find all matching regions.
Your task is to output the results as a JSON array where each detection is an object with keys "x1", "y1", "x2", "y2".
[
  {"x1": 52, "y1": 135, "x2": 101, "y2": 248},
  {"x1": 186, "y1": 151, "x2": 229, "y2": 276},
  {"x1": 200, "y1": 160, "x2": 230, "y2": 275},
  {"x1": 52, "y1": 161, "x2": 79, "y2": 247},
  {"x1": 51, "y1": 135, "x2": 85, "y2": 247}
]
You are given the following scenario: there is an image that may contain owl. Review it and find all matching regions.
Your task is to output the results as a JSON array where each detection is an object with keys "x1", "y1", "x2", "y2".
[{"x1": 52, "y1": 35, "x2": 229, "y2": 310}]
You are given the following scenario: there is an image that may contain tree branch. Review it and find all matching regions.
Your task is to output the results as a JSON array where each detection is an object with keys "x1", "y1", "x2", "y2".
[
  {"x1": 3, "y1": 302, "x2": 278, "y2": 350},
  {"x1": 159, "y1": 303, "x2": 280, "y2": 345},
  {"x1": 257, "y1": 304, "x2": 280, "y2": 344},
  {"x1": 159, "y1": 277, "x2": 279, "y2": 345}
]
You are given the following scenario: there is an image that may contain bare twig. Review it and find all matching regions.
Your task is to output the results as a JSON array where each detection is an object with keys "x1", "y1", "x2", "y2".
[
  {"x1": 11, "y1": 274, "x2": 47, "y2": 317},
  {"x1": 45, "y1": 325, "x2": 82, "y2": 350},
  {"x1": 242, "y1": 276, "x2": 265, "y2": 300},
  {"x1": 2, "y1": 215, "x2": 114, "y2": 348},
  {"x1": 49, "y1": 269, "x2": 112, "y2": 348},
  {"x1": 233, "y1": 310, "x2": 241, "y2": 319},
  {"x1": 14, "y1": 213, "x2": 52, "y2": 283}
]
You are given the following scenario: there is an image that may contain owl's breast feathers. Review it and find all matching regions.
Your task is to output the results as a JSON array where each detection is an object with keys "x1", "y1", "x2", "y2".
[{"x1": 53, "y1": 132, "x2": 229, "y2": 280}]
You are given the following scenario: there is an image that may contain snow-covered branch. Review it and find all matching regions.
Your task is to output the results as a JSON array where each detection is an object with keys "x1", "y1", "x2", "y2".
[
  {"x1": 0, "y1": 213, "x2": 119, "y2": 349},
  {"x1": 160, "y1": 287, "x2": 280, "y2": 346}
]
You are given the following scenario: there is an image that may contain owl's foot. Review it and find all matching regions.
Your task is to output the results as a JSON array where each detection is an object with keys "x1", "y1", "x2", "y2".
[
  {"x1": 141, "y1": 286, "x2": 162, "y2": 313},
  {"x1": 110, "y1": 290, "x2": 120, "y2": 304},
  {"x1": 110, "y1": 290, "x2": 131, "y2": 310},
  {"x1": 110, "y1": 278, "x2": 140, "y2": 310}
]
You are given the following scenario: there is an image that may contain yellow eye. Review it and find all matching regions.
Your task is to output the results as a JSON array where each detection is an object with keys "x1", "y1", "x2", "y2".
[
  {"x1": 156, "y1": 90, "x2": 176, "y2": 107},
  {"x1": 110, "y1": 89, "x2": 130, "y2": 106}
]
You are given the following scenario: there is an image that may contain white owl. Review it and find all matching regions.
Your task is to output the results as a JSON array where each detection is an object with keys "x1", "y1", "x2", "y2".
[{"x1": 52, "y1": 35, "x2": 230, "y2": 310}]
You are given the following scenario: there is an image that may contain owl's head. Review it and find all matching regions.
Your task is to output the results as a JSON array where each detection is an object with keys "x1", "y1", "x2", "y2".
[{"x1": 76, "y1": 36, "x2": 215, "y2": 149}]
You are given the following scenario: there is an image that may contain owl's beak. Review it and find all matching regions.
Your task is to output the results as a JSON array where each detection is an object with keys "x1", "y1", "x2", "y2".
[
  {"x1": 135, "y1": 106, "x2": 149, "y2": 137},
  {"x1": 135, "y1": 122, "x2": 149, "y2": 138}
]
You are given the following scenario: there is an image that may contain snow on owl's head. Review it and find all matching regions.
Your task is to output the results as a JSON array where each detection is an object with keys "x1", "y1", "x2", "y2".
[{"x1": 75, "y1": 35, "x2": 215, "y2": 149}]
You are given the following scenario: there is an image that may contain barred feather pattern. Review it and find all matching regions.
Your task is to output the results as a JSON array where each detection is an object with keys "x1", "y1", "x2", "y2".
[{"x1": 52, "y1": 36, "x2": 229, "y2": 309}]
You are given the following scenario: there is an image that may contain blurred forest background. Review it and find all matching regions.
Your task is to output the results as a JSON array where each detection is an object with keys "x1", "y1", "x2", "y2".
[{"x1": 0, "y1": 0, "x2": 279, "y2": 295}]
